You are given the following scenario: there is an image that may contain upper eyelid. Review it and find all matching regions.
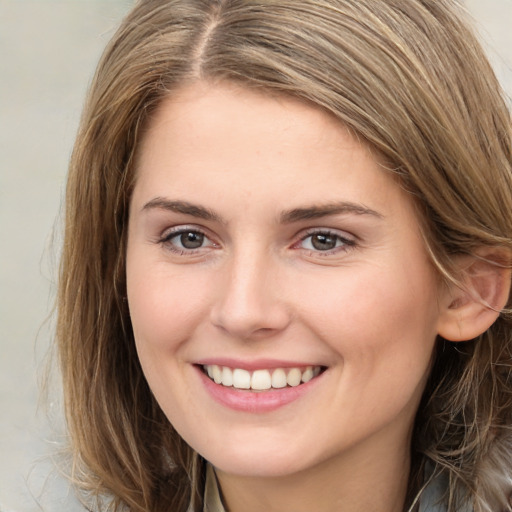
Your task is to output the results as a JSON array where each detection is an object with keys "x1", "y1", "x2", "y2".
[
  {"x1": 297, "y1": 227, "x2": 357, "y2": 241},
  {"x1": 159, "y1": 224, "x2": 209, "y2": 240}
]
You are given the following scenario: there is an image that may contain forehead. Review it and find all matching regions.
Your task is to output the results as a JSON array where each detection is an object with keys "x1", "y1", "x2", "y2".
[
  {"x1": 137, "y1": 81, "x2": 375, "y2": 174},
  {"x1": 141, "y1": 81, "x2": 355, "y2": 147},
  {"x1": 132, "y1": 80, "x2": 414, "y2": 225}
]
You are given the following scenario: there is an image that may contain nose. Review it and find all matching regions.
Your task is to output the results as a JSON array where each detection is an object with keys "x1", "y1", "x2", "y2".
[{"x1": 210, "y1": 249, "x2": 291, "y2": 340}]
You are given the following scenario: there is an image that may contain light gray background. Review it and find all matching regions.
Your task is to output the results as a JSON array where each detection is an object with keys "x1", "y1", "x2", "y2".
[{"x1": 1, "y1": 1, "x2": 511, "y2": 511}]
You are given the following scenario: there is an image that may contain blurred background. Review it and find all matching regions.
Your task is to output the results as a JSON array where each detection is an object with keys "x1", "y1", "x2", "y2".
[{"x1": 0, "y1": 1, "x2": 511, "y2": 511}]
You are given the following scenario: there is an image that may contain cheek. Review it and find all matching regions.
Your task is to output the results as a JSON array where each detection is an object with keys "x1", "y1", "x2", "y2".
[
  {"x1": 296, "y1": 260, "x2": 440, "y2": 380},
  {"x1": 126, "y1": 258, "x2": 213, "y2": 353},
  {"x1": 301, "y1": 271, "x2": 438, "y2": 434},
  {"x1": 126, "y1": 259, "x2": 215, "y2": 418}
]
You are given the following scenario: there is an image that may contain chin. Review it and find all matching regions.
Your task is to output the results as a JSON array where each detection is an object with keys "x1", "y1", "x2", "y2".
[{"x1": 201, "y1": 444, "x2": 315, "y2": 478}]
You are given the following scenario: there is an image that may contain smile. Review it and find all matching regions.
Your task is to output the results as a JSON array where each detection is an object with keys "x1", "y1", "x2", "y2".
[{"x1": 203, "y1": 365, "x2": 323, "y2": 391}]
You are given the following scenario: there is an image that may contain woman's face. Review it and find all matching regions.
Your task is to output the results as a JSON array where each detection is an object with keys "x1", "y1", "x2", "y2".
[{"x1": 127, "y1": 81, "x2": 445, "y2": 478}]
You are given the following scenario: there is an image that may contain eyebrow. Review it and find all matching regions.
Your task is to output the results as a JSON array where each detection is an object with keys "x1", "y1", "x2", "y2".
[
  {"x1": 142, "y1": 197, "x2": 383, "y2": 224},
  {"x1": 142, "y1": 198, "x2": 225, "y2": 223},
  {"x1": 279, "y1": 202, "x2": 383, "y2": 223}
]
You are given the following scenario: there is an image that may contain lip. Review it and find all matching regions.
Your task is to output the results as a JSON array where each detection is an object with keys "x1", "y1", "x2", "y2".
[
  {"x1": 194, "y1": 363, "x2": 325, "y2": 413},
  {"x1": 195, "y1": 357, "x2": 322, "y2": 371}
]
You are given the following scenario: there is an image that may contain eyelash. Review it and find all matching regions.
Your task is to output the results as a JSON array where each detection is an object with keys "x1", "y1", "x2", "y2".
[{"x1": 158, "y1": 227, "x2": 356, "y2": 256}]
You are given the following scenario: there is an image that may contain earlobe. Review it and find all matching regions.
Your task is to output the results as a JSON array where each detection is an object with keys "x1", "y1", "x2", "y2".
[{"x1": 437, "y1": 249, "x2": 511, "y2": 342}]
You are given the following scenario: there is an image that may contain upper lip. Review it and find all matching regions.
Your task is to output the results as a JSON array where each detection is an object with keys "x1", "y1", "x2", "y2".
[{"x1": 195, "y1": 358, "x2": 326, "y2": 371}]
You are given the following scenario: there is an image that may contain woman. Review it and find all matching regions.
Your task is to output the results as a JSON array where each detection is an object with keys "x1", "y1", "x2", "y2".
[{"x1": 57, "y1": 1, "x2": 512, "y2": 511}]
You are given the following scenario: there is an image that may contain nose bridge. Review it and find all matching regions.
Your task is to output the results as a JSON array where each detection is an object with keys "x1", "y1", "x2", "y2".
[{"x1": 210, "y1": 243, "x2": 290, "y2": 339}]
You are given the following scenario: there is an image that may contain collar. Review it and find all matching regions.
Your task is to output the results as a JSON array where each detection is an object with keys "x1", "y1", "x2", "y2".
[{"x1": 203, "y1": 463, "x2": 226, "y2": 512}]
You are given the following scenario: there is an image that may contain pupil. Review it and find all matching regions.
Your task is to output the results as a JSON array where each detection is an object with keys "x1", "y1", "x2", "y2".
[
  {"x1": 312, "y1": 233, "x2": 336, "y2": 250},
  {"x1": 180, "y1": 232, "x2": 204, "y2": 249}
]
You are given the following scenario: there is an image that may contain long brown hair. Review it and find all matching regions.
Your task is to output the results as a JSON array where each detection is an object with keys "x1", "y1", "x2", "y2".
[{"x1": 58, "y1": 1, "x2": 512, "y2": 510}]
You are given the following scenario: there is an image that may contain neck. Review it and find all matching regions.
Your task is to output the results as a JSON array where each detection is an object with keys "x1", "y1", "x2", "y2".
[{"x1": 214, "y1": 425, "x2": 413, "y2": 512}]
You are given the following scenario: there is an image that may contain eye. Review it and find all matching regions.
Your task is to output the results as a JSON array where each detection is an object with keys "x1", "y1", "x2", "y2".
[
  {"x1": 160, "y1": 227, "x2": 216, "y2": 253},
  {"x1": 174, "y1": 231, "x2": 205, "y2": 249},
  {"x1": 298, "y1": 230, "x2": 355, "y2": 253}
]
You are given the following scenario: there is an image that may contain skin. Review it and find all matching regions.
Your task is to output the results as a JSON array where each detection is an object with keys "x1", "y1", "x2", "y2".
[{"x1": 126, "y1": 81, "x2": 452, "y2": 512}]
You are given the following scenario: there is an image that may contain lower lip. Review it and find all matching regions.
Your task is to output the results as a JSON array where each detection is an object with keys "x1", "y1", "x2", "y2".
[{"x1": 196, "y1": 366, "x2": 323, "y2": 413}]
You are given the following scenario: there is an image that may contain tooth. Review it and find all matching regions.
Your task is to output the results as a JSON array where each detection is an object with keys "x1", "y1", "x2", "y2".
[
  {"x1": 287, "y1": 368, "x2": 302, "y2": 387},
  {"x1": 221, "y1": 366, "x2": 233, "y2": 387},
  {"x1": 212, "y1": 365, "x2": 222, "y2": 384},
  {"x1": 251, "y1": 369, "x2": 272, "y2": 390},
  {"x1": 301, "y1": 367, "x2": 314, "y2": 383},
  {"x1": 233, "y1": 369, "x2": 251, "y2": 389},
  {"x1": 207, "y1": 364, "x2": 321, "y2": 389},
  {"x1": 271, "y1": 368, "x2": 287, "y2": 388}
]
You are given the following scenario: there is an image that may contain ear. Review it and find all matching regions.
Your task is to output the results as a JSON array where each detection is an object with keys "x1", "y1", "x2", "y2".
[{"x1": 437, "y1": 248, "x2": 511, "y2": 342}]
